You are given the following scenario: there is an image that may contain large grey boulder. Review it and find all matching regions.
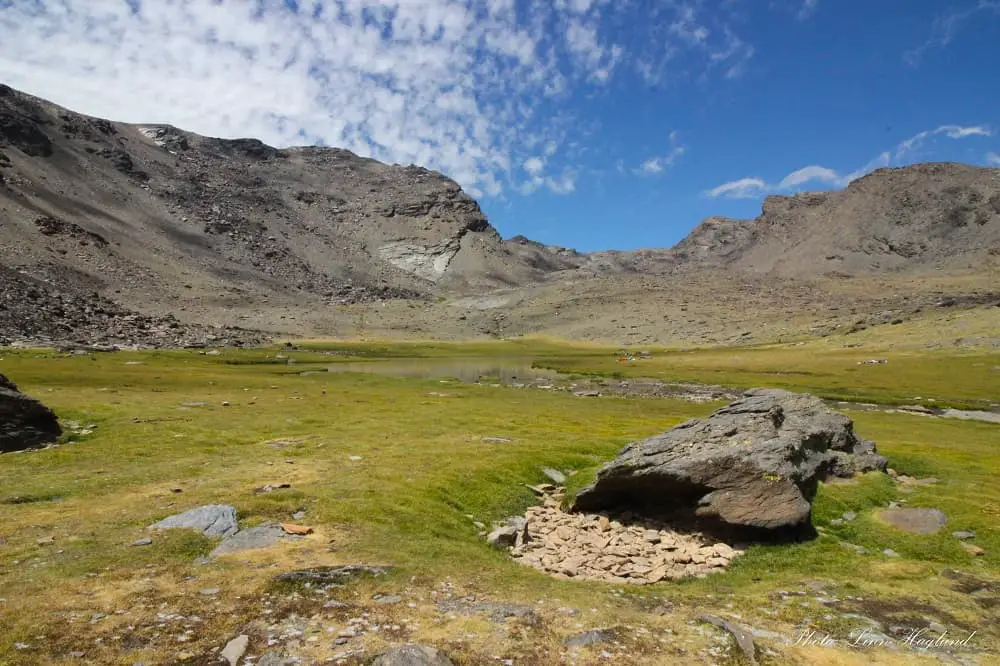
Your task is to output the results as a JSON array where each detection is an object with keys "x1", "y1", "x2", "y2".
[
  {"x1": 371, "y1": 644, "x2": 454, "y2": 666},
  {"x1": 0, "y1": 373, "x2": 62, "y2": 453},
  {"x1": 572, "y1": 389, "x2": 887, "y2": 532},
  {"x1": 148, "y1": 505, "x2": 238, "y2": 538}
]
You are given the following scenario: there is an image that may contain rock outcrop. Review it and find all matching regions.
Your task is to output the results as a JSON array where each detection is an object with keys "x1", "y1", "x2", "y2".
[
  {"x1": 572, "y1": 389, "x2": 887, "y2": 532},
  {"x1": 0, "y1": 373, "x2": 61, "y2": 453}
]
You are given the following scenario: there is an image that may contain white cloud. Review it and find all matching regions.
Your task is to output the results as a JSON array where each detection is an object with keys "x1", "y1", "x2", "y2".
[
  {"x1": 895, "y1": 124, "x2": 993, "y2": 161},
  {"x1": 706, "y1": 123, "x2": 993, "y2": 198},
  {"x1": 777, "y1": 165, "x2": 842, "y2": 189},
  {"x1": 523, "y1": 156, "x2": 546, "y2": 175},
  {"x1": 797, "y1": 0, "x2": 819, "y2": 20},
  {"x1": 634, "y1": 133, "x2": 685, "y2": 176},
  {"x1": 639, "y1": 158, "x2": 665, "y2": 174},
  {"x1": 987, "y1": 152, "x2": 1000, "y2": 166},
  {"x1": 0, "y1": 0, "x2": 755, "y2": 201},
  {"x1": 705, "y1": 178, "x2": 768, "y2": 199},
  {"x1": 906, "y1": 1, "x2": 1000, "y2": 66}
]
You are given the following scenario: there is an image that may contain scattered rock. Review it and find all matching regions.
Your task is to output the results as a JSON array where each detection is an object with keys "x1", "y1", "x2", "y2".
[
  {"x1": 698, "y1": 615, "x2": 758, "y2": 665},
  {"x1": 962, "y1": 543, "x2": 985, "y2": 557},
  {"x1": 221, "y1": 635, "x2": 249, "y2": 666},
  {"x1": 374, "y1": 594, "x2": 403, "y2": 605},
  {"x1": 371, "y1": 644, "x2": 454, "y2": 666},
  {"x1": 883, "y1": 548, "x2": 900, "y2": 558},
  {"x1": 487, "y1": 516, "x2": 528, "y2": 548},
  {"x1": 481, "y1": 436, "x2": 512, "y2": 443},
  {"x1": 131, "y1": 537, "x2": 153, "y2": 547},
  {"x1": 149, "y1": 505, "x2": 238, "y2": 538},
  {"x1": 564, "y1": 628, "x2": 616, "y2": 647},
  {"x1": 274, "y1": 564, "x2": 392, "y2": 586},
  {"x1": 952, "y1": 531, "x2": 976, "y2": 540},
  {"x1": 505, "y1": 488, "x2": 743, "y2": 583},
  {"x1": 875, "y1": 508, "x2": 947, "y2": 534},
  {"x1": 254, "y1": 483, "x2": 292, "y2": 494},
  {"x1": 0, "y1": 373, "x2": 62, "y2": 453},
  {"x1": 541, "y1": 467, "x2": 566, "y2": 484},
  {"x1": 211, "y1": 524, "x2": 286, "y2": 556},
  {"x1": 199, "y1": 587, "x2": 220, "y2": 596}
]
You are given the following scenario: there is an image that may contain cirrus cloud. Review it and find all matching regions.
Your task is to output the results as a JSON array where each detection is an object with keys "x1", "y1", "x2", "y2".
[
  {"x1": 0, "y1": 0, "x2": 755, "y2": 200},
  {"x1": 706, "y1": 124, "x2": 994, "y2": 199}
]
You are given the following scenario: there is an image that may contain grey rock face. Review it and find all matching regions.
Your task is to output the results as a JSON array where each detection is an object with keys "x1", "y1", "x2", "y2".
[
  {"x1": 698, "y1": 615, "x2": 758, "y2": 665},
  {"x1": 0, "y1": 373, "x2": 62, "y2": 453},
  {"x1": 487, "y1": 516, "x2": 528, "y2": 548},
  {"x1": 210, "y1": 524, "x2": 286, "y2": 556},
  {"x1": 371, "y1": 644, "x2": 454, "y2": 666},
  {"x1": 572, "y1": 389, "x2": 887, "y2": 531},
  {"x1": 148, "y1": 504, "x2": 238, "y2": 538}
]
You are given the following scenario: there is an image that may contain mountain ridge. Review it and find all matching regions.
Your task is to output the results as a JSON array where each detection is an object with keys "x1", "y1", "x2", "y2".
[{"x1": 2, "y1": 83, "x2": 999, "y2": 346}]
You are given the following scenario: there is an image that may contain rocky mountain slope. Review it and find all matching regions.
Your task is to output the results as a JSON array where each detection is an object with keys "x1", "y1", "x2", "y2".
[
  {"x1": 675, "y1": 164, "x2": 1000, "y2": 276},
  {"x1": 2, "y1": 82, "x2": 998, "y2": 346},
  {"x1": 0, "y1": 84, "x2": 554, "y2": 306}
]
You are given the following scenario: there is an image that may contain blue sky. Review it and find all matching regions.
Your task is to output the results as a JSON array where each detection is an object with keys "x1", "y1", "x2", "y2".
[{"x1": 1, "y1": 0, "x2": 998, "y2": 251}]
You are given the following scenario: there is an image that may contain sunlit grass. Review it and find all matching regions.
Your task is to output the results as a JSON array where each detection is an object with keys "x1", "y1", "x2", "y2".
[{"x1": 0, "y1": 341, "x2": 997, "y2": 663}]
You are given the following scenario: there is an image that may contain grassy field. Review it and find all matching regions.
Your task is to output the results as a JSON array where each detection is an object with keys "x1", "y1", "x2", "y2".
[{"x1": 1, "y1": 341, "x2": 998, "y2": 665}]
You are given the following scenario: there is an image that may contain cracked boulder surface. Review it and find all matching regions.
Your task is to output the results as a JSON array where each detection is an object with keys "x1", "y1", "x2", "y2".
[{"x1": 572, "y1": 389, "x2": 887, "y2": 533}]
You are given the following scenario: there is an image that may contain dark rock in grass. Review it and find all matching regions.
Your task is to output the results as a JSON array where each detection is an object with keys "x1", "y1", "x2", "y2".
[
  {"x1": 876, "y1": 508, "x2": 947, "y2": 534},
  {"x1": 697, "y1": 615, "x2": 758, "y2": 665},
  {"x1": 274, "y1": 564, "x2": 392, "y2": 587},
  {"x1": 371, "y1": 644, "x2": 454, "y2": 666},
  {"x1": 148, "y1": 504, "x2": 238, "y2": 538},
  {"x1": 572, "y1": 389, "x2": 887, "y2": 533},
  {"x1": 0, "y1": 373, "x2": 62, "y2": 453},
  {"x1": 564, "y1": 628, "x2": 617, "y2": 647}
]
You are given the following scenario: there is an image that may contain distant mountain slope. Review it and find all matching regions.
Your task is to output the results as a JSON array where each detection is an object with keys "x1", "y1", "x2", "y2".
[
  {"x1": 674, "y1": 164, "x2": 1000, "y2": 275},
  {"x1": 2, "y1": 83, "x2": 999, "y2": 347},
  {"x1": 0, "y1": 83, "x2": 558, "y2": 313}
]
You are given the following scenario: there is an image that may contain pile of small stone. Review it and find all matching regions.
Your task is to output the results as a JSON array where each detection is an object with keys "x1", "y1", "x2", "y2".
[{"x1": 500, "y1": 487, "x2": 744, "y2": 584}]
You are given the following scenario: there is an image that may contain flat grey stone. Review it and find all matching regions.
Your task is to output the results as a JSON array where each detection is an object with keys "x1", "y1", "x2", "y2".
[
  {"x1": 131, "y1": 537, "x2": 153, "y2": 547},
  {"x1": 371, "y1": 644, "x2": 454, "y2": 666},
  {"x1": 542, "y1": 467, "x2": 566, "y2": 484},
  {"x1": 374, "y1": 594, "x2": 403, "y2": 605},
  {"x1": 149, "y1": 505, "x2": 238, "y2": 538},
  {"x1": 220, "y1": 635, "x2": 248, "y2": 666},
  {"x1": 876, "y1": 508, "x2": 947, "y2": 534},
  {"x1": 211, "y1": 524, "x2": 286, "y2": 556},
  {"x1": 698, "y1": 615, "x2": 758, "y2": 665},
  {"x1": 952, "y1": 531, "x2": 976, "y2": 540}
]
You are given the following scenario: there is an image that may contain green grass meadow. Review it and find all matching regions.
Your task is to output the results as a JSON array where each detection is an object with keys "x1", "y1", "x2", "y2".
[{"x1": 1, "y1": 341, "x2": 998, "y2": 664}]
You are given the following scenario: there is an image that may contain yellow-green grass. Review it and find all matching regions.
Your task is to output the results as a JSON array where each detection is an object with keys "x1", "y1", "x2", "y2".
[{"x1": 0, "y1": 344, "x2": 998, "y2": 664}]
